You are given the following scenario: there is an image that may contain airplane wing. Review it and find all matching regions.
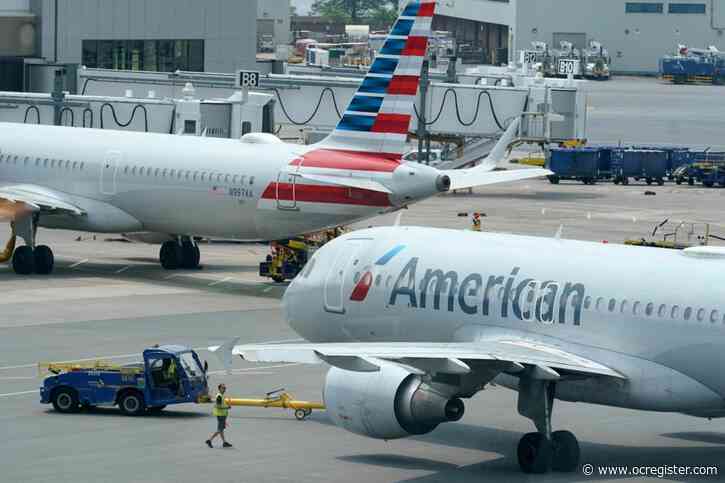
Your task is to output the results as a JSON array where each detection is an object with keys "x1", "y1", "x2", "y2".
[
  {"x1": 210, "y1": 339, "x2": 624, "y2": 379},
  {"x1": 0, "y1": 184, "x2": 85, "y2": 220}
]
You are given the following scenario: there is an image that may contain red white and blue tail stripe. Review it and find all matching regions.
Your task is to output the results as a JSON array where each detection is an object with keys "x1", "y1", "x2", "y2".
[{"x1": 316, "y1": 0, "x2": 436, "y2": 156}]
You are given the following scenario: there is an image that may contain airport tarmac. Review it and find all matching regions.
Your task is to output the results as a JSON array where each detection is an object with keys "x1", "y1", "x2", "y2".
[{"x1": 1, "y1": 76, "x2": 725, "y2": 482}]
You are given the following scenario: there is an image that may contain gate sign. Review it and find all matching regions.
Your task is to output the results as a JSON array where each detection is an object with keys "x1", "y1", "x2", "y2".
[
  {"x1": 236, "y1": 70, "x2": 260, "y2": 89},
  {"x1": 557, "y1": 59, "x2": 578, "y2": 75},
  {"x1": 522, "y1": 50, "x2": 538, "y2": 64}
]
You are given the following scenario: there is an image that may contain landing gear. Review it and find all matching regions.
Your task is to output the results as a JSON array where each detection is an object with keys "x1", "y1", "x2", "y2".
[
  {"x1": 160, "y1": 238, "x2": 200, "y2": 270},
  {"x1": 516, "y1": 369, "x2": 580, "y2": 473},
  {"x1": 10, "y1": 216, "x2": 54, "y2": 275}
]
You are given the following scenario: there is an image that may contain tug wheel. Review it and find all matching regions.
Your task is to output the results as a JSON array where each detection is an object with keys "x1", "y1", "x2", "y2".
[{"x1": 295, "y1": 409, "x2": 308, "y2": 420}]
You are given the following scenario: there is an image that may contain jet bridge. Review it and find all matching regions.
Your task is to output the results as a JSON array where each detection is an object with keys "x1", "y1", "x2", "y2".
[
  {"x1": 0, "y1": 82, "x2": 275, "y2": 139},
  {"x1": 75, "y1": 68, "x2": 587, "y2": 150}
]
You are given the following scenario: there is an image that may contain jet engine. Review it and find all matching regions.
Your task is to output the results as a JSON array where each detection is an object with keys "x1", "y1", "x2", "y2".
[{"x1": 323, "y1": 363, "x2": 464, "y2": 440}]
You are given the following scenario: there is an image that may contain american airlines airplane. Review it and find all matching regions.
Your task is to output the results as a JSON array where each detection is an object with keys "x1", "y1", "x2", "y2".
[
  {"x1": 0, "y1": 0, "x2": 548, "y2": 275},
  {"x1": 215, "y1": 226, "x2": 725, "y2": 473}
]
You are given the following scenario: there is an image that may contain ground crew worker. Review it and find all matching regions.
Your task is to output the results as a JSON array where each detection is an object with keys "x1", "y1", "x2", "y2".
[
  {"x1": 206, "y1": 383, "x2": 232, "y2": 448},
  {"x1": 472, "y1": 212, "x2": 482, "y2": 232}
]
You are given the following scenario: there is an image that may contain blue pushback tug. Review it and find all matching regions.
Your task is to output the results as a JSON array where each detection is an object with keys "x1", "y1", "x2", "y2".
[{"x1": 40, "y1": 345, "x2": 210, "y2": 415}]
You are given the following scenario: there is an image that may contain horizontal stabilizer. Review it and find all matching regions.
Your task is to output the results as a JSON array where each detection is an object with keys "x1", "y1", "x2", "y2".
[
  {"x1": 446, "y1": 167, "x2": 553, "y2": 191},
  {"x1": 290, "y1": 171, "x2": 393, "y2": 194}
]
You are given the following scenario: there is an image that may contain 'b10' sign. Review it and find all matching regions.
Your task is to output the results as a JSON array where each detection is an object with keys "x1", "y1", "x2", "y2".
[{"x1": 236, "y1": 70, "x2": 260, "y2": 88}]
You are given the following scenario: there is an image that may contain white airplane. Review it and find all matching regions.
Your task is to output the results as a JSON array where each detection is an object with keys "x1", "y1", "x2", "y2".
[
  {"x1": 215, "y1": 225, "x2": 725, "y2": 474},
  {"x1": 0, "y1": 0, "x2": 549, "y2": 275}
]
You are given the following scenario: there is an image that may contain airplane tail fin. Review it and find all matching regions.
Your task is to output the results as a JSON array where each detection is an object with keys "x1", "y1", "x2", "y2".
[{"x1": 316, "y1": 0, "x2": 436, "y2": 157}]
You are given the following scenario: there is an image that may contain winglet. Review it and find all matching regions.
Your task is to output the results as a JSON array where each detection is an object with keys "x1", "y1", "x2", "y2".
[{"x1": 210, "y1": 337, "x2": 240, "y2": 375}]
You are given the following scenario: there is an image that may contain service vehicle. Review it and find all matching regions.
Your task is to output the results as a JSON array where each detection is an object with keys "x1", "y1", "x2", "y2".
[{"x1": 40, "y1": 345, "x2": 210, "y2": 415}]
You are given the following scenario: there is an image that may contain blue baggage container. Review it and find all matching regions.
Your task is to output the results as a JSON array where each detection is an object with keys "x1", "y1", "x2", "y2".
[
  {"x1": 546, "y1": 147, "x2": 599, "y2": 184},
  {"x1": 640, "y1": 150, "x2": 667, "y2": 184}
]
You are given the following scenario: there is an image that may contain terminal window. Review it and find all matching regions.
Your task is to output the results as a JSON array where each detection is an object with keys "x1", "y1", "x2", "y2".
[
  {"x1": 668, "y1": 3, "x2": 706, "y2": 13},
  {"x1": 82, "y1": 40, "x2": 204, "y2": 72},
  {"x1": 625, "y1": 2, "x2": 664, "y2": 13}
]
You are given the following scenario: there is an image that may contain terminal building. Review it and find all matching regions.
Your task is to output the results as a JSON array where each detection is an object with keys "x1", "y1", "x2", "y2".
[
  {"x1": 0, "y1": 0, "x2": 259, "y2": 91},
  {"x1": 407, "y1": 0, "x2": 725, "y2": 73}
]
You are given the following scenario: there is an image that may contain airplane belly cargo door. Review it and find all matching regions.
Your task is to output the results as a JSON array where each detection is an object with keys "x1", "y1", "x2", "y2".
[
  {"x1": 324, "y1": 238, "x2": 371, "y2": 314},
  {"x1": 100, "y1": 151, "x2": 121, "y2": 196}
]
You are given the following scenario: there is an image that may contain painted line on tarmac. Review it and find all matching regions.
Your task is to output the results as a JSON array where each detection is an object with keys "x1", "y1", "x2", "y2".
[
  {"x1": 0, "y1": 376, "x2": 37, "y2": 380},
  {"x1": 69, "y1": 259, "x2": 89, "y2": 268},
  {"x1": 209, "y1": 277, "x2": 233, "y2": 286},
  {"x1": 115, "y1": 266, "x2": 131, "y2": 274},
  {"x1": 207, "y1": 363, "x2": 303, "y2": 376},
  {"x1": 0, "y1": 390, "x2": 37, "y2": 398}
]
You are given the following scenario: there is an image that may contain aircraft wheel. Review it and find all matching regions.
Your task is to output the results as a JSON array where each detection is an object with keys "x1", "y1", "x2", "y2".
[
  {"x1": 551, "y1": 430, "x2": 580, "y2": 472},
  {"x1": 517, "y1": 432, "x2": 552, "y2": 474},
  {"x1": 160, "y1": 241, "x2": 183, "y2": 270},
  {"x1": 34, "y1": 245, "x2": 54, "y2": 275},
  {"x1": 181, "y1": 241, "x2": 200, "y2": 269},
  {"x1": 12, "y1": 246, "x2": 35, "y2": 275}
]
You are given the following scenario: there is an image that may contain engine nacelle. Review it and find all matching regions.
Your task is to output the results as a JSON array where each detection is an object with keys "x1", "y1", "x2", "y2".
[{"x1": 323, "y1": 363, "x2": 464, "y2": 440}]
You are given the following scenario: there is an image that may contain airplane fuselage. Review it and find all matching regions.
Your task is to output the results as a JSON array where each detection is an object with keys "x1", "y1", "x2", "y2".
[
  {"x1": 284, "y1": 227, "x2": 725, "y2": 416},
  {"x1": 0, "y1": 123, "x2": 414, "y2": 240}
]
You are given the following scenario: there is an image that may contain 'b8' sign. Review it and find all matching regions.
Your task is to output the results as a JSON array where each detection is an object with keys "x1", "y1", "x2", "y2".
[{"x1": 236, "y1": 70, "x2": 260, "y2": 88}]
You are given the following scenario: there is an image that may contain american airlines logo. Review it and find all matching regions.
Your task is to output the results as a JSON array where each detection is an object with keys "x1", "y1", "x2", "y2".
[{"x1": 387, "y1": 258, "x2": 586, "y2": 326}]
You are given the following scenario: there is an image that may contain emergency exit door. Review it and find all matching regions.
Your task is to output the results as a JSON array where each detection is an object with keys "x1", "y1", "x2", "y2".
[{"x1": 100, "y1": 151, "x2": 121, "y2": 195}]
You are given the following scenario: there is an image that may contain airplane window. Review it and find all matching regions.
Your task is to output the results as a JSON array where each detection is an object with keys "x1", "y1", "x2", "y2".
[
  {"x1": 233, "y1": 175, "x2": 238, "y2": 183},
  {"x1": 595, "y1": 297, "x2": 604, "y2": 311},
  {"x1": 684, "y1": 307, "x2": 692, "y2": 321},
  {"x1": 35, "y1": 159, "x2": 39, "y2": 166},
  {"x1": 24, "y1": 157, "x2": 29, "y2": 166},
  {"x1": 583, "y1": 296, "x2": 592, "y2": 309},
  {"x1": 645, "y1": 303, "x2": 654, "y2": 316},
  {"x1": 13, "y1": 155, "x2": 19, "y2": 164},
  {"x1": 43, "y1": 159, "x2": 48, "y2": 167},
  {"x1": 225, "y1": 174, "x2": 230, "y2": 183},
  {"x1": 657, "y1": 304, "x2": 667, "y2": 318},
  {"x1": 72, "y1": 161, "x2": 78, "y2": 169},
  {"x1": 697, "y1": 308, "x2": 705, "y2": 322},
  {"x1": 193, "y1": 171, "x2": 198, "y2": 181},
  {"x1": 632, "y1": 301, "x2": 641, "y2": 315},
  {"x1": 0, "y1": 154, "x2": 4, "y2": 162},
  {"x1": 178, "y1": 170, "x2": 184, "y2": 179},
  {"x1": 722, "y1": 312, "x2": 725, "y2": 325},
  {"x1": 131, "y1": 167, "x2": 136, "y2": 175},
  {"x1": 81, "y1": 162, "x2": 84, "y2": 169},
  {"x1": 671, "y1": 305, "x2": 680, "y2": 319},
  {"x1": 710, "y1": 310, "x2": 719, "y2": 323},
  {"x1": 217, "y1": 174, "x2": 223, "y2": 182},
  {"x1": 241, "y1": 175, "x2": 247, "y2": 185},
  {"x1": 608, "y1": 298, "x2": 616, "y2": 312},
  {"x1": 50, "y1": 160, "x2": 55, "y2": 168},
  {"x1": 201, "y1": 172, "x2": 207, "y2": 181},
  {"x1": 620, "y1": 300, "x2": 629, "y2": 314},
  {"x1": 375, "y1": 274, "x2": 382, "y2": 286},
  {"x1": 249, "y1": 176, "x2": 255, "y2": 186},
  {"x1": 170, "y1": 169, "x2": 176, "y2": 178},
  {"x1": 162, "y1": 169, "x2": 167, "y2": 177},
  {"x1": 386, "y1": 275, "x2": 392, "y2": 287}
]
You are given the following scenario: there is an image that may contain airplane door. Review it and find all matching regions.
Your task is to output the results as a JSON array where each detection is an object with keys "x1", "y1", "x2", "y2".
[
  {"x1": 276, "y1": 172, "x2": 298, "y2": 210},
  {"x1": 100, "y1": 151, "x2": 121, "y2": 195},
  {"x1": 324, "y1": 238, "x2": 370, "y2": 314}
]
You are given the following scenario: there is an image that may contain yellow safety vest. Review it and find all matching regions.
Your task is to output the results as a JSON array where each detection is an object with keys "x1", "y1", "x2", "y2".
[{"x1": 212, "y1": 393, "x2": 229, "y2": 417}]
